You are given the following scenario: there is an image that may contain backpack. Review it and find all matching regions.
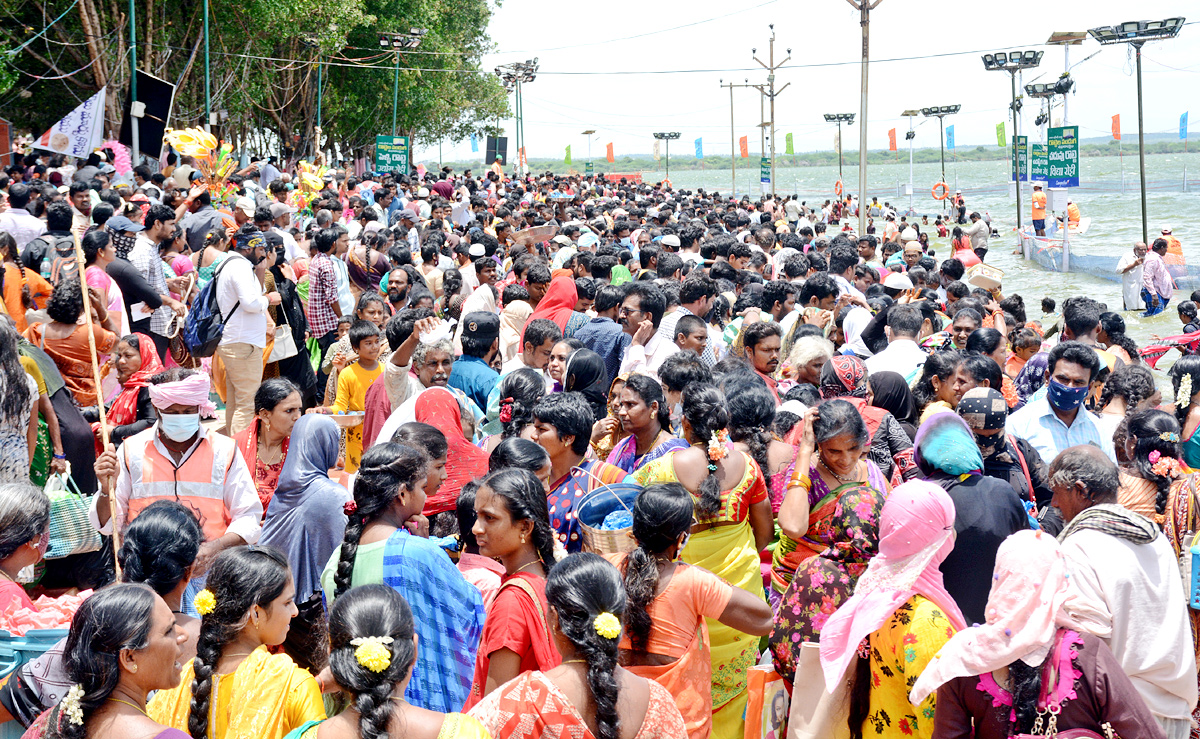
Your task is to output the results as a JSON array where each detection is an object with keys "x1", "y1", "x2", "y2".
[
  {"x1": 30, "y1": 234, "x2": 77, "y2": 285},
  {"x1": 182, "y1": 255, "x2": 245, "y2": 358}
]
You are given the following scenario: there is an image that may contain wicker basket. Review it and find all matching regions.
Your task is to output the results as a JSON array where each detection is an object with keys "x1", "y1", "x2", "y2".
[{"x1": 577, "y1": 483, "x2": 642, "y2": 555}]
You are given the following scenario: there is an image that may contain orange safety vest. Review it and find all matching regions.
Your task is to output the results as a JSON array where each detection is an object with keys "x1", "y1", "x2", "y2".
[
  {"x1": 120, "y1": 427, "x2": 240, "y2": 541},
  {"x1": 1067, "y1": 203, "x2": 1080, "y2": 225},
  {"x1": 1167, "y1": 235, "x2": 1183, "y2": 257},
  {"x1": 1032, "y1": 191, "x2": 1046, "y2": 220}
]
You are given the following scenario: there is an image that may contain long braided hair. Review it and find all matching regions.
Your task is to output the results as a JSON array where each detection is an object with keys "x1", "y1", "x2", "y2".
[
  {"x1": 681, "y1": 382, "x2": 730, "y2": 517},
  {"x1": 326, "y1": 585, "x2": 417, "y2": 739},
  {"x1": 333, "y1": 443, "x2": 430, "y2": 598},
  {"x1": 727, "y1": 381, "x2": 776, "y2": 481},
  {"x1": 621, "y1": 484, "x2": 693, "y2": 652},
  {"x1": 187, "y1": 546, "x2": 291, "y2": 739},
  {"x1": 545, "y1": 554, "x2": 627, "y2": 739},
  {"x1": 1124, "y1": 408, "x2": 1183, "y2": 518}
]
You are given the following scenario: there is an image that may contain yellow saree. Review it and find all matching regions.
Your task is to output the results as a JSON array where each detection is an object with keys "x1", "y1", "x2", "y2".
[{"x1": 148, "y1": 645, "x2": 325, "y2": 739}]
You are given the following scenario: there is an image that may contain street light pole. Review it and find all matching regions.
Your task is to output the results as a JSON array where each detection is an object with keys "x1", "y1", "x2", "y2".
[
  {"x1": 902, "y1": 109, "x2": 919, "y2": 212},
  {"x1": 653, "y1": 132, "x2": 681, "y2": 182},
  {"x1": 495, "y1": 59, "x2": 539, "y2": 175},
  {"x1": 1135, "y1": 42, "x2": 1148, "y2": 245},
  {"x1": 983, "y1": 52, "x2": 1042, "y2": 240},
  {"x1": 752, "y1": 27, "x2": 790, "y2": 198},
  {"x1": 824, "y1": 113, "x2": 855, "y2": 189},
  {"x1": 720, "y1": 79, "x2": 754, "y2": 199},
  {"x1": 844, "y1": 0, "x2": 882, "y2": 236}
]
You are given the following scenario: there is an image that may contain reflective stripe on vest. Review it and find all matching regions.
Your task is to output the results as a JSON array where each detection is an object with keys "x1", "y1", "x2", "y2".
[{"x1": 123, "y1": 430, "x2": 238, "y2": 541}]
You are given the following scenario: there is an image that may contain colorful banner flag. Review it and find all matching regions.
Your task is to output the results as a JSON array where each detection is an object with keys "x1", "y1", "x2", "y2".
[
  {"x1": 518, "y1": 148, "x2": 526, "y2": 168},
  {"x1": 34, "y1": 86, "x2": 106, "y2": 158},
  {"x1": 1112, "y1": 115, "x2": 1121, "y2": 141},
  {"x1": 785, "y1": 132, "x2": 794, "y2": 155},
  {"x1": 996, "y1": 122, "x2": 1006, "y2": 147},
  {"x1": 606, "y1": 142, "x2": 614, "y2": 163},
  {"x1": 470, "y1": 134, "x2": 478, "y2": 152},
  {"x1": 1182, "y1": 112, "x2": 1190, "y2": 140},
  {"x1": 695, "y1": 138, "x2": 703, "y2": 159},
  {"x1": 565, "y1": 145, "x2": 571, "y2": 164},
  {"x1": 888, "y1": 128, "x2": 897, "y2": 152},
  {"x1": 653, "y1": 140, "x2": 661, "y2": 161},
  {"x1": 739, "y1": 136, "x2": 749, "y2": 158},
  {"x1": 946, "y1": 125, "x2": 955, "y2": 150}
]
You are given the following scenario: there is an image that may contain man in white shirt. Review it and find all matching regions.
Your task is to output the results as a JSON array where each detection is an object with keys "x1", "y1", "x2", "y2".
[
  {"x1": 865, "y1": 304, "x2": 929, "y2": 383},
  {"x1": 268, "y1": 202, "x2": 303, "y2": 262},
  {"x1": 1116, "y1": 241, "x2": 1147, "y2": 312},
  {"x1": 1051, "y1": 446, "x2": 1198, "y2": 737},
  {"x1": 215, "y1": 229, "x2": 280, "y2": 435},
  {"x1": 828, "y1": 244, "x2": 866, "y2": 303},
  {"x1": 0, "y1": 183, "x2": 46, "y2": 249},
  {"x1": 619, "y1": 282, "x2": 676, "y2": 379}
]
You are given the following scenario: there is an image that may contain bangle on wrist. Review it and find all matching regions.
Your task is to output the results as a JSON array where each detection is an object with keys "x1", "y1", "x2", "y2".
[{"x1": 53, "y1": 453, "x2": 65, "y2": 459}]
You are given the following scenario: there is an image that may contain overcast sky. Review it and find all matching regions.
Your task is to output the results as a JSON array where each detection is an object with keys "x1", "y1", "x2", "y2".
[{"x1": 413, "y1": 1, "x2": 1196, "y2": 163}]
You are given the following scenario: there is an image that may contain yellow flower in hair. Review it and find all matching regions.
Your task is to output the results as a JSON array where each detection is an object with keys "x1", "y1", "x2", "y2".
[
  {"x1": 351, "y1": 636, "x2": 394, "y2": 673},
  {"x1": 593, "y1": 612, "x2": 621, "y2": 640},
  {"x1": 193, "y1": 589, "x2": 217, "y2": 616}
]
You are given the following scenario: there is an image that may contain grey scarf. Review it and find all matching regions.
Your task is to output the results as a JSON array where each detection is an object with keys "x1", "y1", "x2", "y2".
[{"x1": 1058, "y1": 503, "x2": 1158, "y2": 546}]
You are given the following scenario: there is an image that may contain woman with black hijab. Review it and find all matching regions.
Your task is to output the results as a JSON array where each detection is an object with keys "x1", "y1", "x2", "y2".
[{"x1": 868, "y1": 371, "x2": 919, "y2": 441}]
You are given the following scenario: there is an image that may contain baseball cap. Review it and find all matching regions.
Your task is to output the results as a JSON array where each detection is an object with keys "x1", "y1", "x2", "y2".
[
  {"x1": 106, "y1": 216, "x2": 144, "y2": 233},
  {"x1": 660, "y1": 234, "x2": 681, "y2": 249},
  {"x1": 1162, "y1": 226, "x2": 1173, "y2": 234},
  {"x1": 399, "y1": 209, "x2": 418, "y2": 221},
  {"x1": 417, "y1": 187, "x2": 430, "y2": 198},
  {"x1": 235, "y1": 197, "x2": 256, "y2": 218},
  {"x1": 461, "y1": 311, "x2": 500, "y2": 343},
  {"x1": 268, "y1": 202, "x2": 293, "y2": 221},
  {"x1": 882, "y1": 272, "x2": 914, "y2": 290},
  {"x1": 233, "y1": 230, "x2": 265, "y2": 252}
]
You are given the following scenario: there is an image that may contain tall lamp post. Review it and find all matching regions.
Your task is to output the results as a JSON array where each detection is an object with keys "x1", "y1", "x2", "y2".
[
  {"x1": 901, "y1": 109, "x2": 920, "y2": 213},
  {"x1": 379, "y1": 28, "x2": 428, "y2": 137},
  {"x1": 494, "y1": 59, "x2": 539, "y2": 174},
  {"x1": 920, "y1": 105, "x2": 960, "y2": 212},
  {"x1": 982, "y1": 50, "x2": 1043, "y2": 238},
  {"x1": 653, "y1": 132, "x2": 681, "y2": 181},
  {"x1": 823, "y1": 113, "x2": 855, "y2": 184},
  {"x1": 581, "y1": 129, "x2": 595, "y2": 178},
  {"x1": 1088, "y1": 18, "x2": 1185, "y2": 245}
]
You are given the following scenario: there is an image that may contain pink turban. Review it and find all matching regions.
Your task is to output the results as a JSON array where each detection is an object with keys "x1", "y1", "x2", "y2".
[{"x1": 147, "y1": 373, "x2": 216, "y2": 416}]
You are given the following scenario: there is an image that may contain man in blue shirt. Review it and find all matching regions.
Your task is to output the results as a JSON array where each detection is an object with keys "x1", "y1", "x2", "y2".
[
  {"x1": 575, "y1": 283, "x2": 630, "y2": 385},
  {"x1": 1007, "y1": 341, "x2": 1115, "y2": 465},
  {"x1": 449, "y1": 311, "x2": 500, "y2": 412}
]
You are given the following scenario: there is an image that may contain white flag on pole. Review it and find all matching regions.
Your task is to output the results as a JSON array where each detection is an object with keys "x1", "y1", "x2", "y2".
[
  {"x1": 653, "y1": 140, "x2": 661, "y2": 161},
  {"x1": 34, "y1": 87, "x2": 106, "y2": 158}
]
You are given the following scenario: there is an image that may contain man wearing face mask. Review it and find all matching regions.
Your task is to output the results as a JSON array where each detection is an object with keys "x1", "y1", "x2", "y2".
[
  {"x1": 957, "y1": 387, "x2": 1062, "y2": 536},
  {"x1": 216, "y1": 227, "x2": 281, "y2": 435},
  {"x1": 1006, "y1": 341, "x2": 1115, "y2": 465},
  {"x1": 90, "y1": 369, "x2": 263, "y2": 574}
]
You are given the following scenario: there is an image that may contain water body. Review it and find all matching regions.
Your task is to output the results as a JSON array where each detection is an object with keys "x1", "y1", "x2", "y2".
[{"x1": 638, "y1": 153, "x2": 1200, "y2": 354}]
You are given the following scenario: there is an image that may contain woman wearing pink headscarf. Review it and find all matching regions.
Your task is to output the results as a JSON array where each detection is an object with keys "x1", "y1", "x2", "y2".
[
  {"x1": 910, "y1": 529, "x2": 1165, "y2": 739},
  {"x1": 817, "y1": 480, "x2": 966, "y2": 739}
]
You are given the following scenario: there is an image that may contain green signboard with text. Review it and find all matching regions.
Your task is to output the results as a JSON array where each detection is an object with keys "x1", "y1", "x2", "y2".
[
  {"x1": 585, "y1": 161, "x2": 594, "y2": 175},
  {"x1": 1047, "y1": 126, "x2": 1079, "y2": 188},
  {"x1": 1030, "y1": 143, "x2": 1048, "y2": 182},
  {"x1": 375, "y1": 135, "x2": 410, "y2": 173}
]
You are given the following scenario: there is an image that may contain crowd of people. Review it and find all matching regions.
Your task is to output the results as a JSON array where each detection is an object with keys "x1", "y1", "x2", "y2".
[{"x1": 0, "y1": 146, "x2": 1197, "y2": 739}]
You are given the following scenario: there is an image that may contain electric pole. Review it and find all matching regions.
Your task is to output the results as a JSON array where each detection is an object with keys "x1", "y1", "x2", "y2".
[
  {"x1": 845, "y1": 0, "x2": 883, "y2": 236},
  {"x1": 752, "y1": 26, "x2": 790, "y2": 198},
  {"x1": 719, "y1": 79, "x2": 756, "y2": 199}
]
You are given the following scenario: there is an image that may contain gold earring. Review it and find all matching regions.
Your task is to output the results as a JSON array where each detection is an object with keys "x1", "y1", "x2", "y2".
[
  {"x1": 129, "y1": 664, "x2": 138, "y2": 673},
  {"x1": 521, "y1": 535, "x2": 527, "y2": 544}
]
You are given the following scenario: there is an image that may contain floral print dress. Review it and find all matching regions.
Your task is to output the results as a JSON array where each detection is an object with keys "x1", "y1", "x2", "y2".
[{"x1": 769, "y1": 469, "x2": 885, "y2": 684}]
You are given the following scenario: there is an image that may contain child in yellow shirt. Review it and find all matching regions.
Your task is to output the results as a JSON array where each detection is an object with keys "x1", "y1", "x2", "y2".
[{"x1": 328, "y1": 319, "x2": 383, "y2": 472}]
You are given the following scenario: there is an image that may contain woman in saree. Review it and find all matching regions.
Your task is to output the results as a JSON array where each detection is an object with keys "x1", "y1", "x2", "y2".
[
  {"x1": 193, "y1": 228, "x2": 231, "y2": 292},
  {"x1": 632, "y1": 383, "x2": 772, "y2": 739},
  {"x1": 818, "y1": 355, "x2": 916, "y2": 482},
  {"x1": 611, "y1": 484, "x2": 773, "y2": 739},
  {"x1": 346, "y1": 228, "x2": 391, "y2": 296},
  {"x1": 869, "y1": 371, "x2": 919, "y2": 441},
  {"x1": 0, "y1": 232, "x2": 50, "y2": 334},
  {"x1": 25, "y1": 277, "x2": 119, "y2": 411},
  {"x1": 321, "y1": 442, "x2": 485, "y2": 712},
  {"x1": 413, "y1": 388, "x2": 490, "y2": 517},
  {"x1": 469, "y1": 553, "x2": 687, "y2": 739},
  {"x1": 259, "y1": 414, "x2": 347, "y2": 673},
  {"x1": 284, "y1": 584, "x2": 490, "y2": 739},
  {"x1": 769, "y1": 399, "x2": 888, "y2": 685},
  {"x1": 590, "y1": 374, "x2": 630, "y2": 461},
  {"x1": 148, "y1": 546, "x2": 326, "y2": 739},
  {"x1": 100, "y1": 333, "x2": 164, "y2": 449},
  {"x1": 463, "y1": 469, "x2": 562, "y2": 709},
  {"x1": 19, "y1": 583, "x2": 191, "y2": 739},
  {"x1": 606, "y1": 374, "x2": 689, "y2": 475},
  {"x1": 727, "y1": 381, "x2": 800, "y2": 516},
  {"x1": 232, "y1": 378, "x2": 301, "y2": 510},
  {"x1": 817, "y1": 480, "x2": 966, "y2": 739}
]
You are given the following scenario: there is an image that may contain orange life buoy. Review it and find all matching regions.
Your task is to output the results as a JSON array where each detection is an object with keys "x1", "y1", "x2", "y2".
[
  {"x1": 932, "y1": 182, "x2": 950, "y2": 200},
  {"x1": 834, "y1": 180, "x2": 844, "y2": 196}
]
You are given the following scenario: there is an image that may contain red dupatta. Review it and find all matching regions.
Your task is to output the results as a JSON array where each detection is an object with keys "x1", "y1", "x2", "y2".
[
  {"x1": 107, "y1": 333, "x2": 164, "y2": 427},
  {"x1": 523, "y1": 275, "x2": 578, "y2": 333},
  {"x1": 414, "y1": 387, "x2": 490, "y2": 515}
]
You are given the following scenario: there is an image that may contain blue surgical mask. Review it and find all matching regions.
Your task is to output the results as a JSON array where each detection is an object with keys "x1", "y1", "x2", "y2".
[
  {"x1": 159, "y1": 413, "x2": 200, "y2": 442},
  {"x1": 619, "y1": 237, "x2": 632, "y2": 247},
  {"x1": 1046, "y1": 378, "x2": 1089, "y2": 412}
]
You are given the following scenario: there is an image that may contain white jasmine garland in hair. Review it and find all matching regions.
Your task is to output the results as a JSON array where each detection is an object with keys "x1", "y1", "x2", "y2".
[
  {"x1": 62, "y1": 684, "x2": 85, "y2": 725},
  {"x1": 1178, "y1": 373, "x2": 1194, "y2": 409}
]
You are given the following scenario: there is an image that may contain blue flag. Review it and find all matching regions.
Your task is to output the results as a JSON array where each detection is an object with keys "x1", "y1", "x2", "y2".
[
  {"x1": 470, "y1": 134, "x2": 478, "y2": 152},
  {"x1": 695, "y1": 138, "x2": 703, "y2": 159},
  {"x1": 1182, "y1": 112, "x2": 1189, "y2": 140},
  {"x1": 946, "y1": 125, "x2": 955, "y2": 150}
]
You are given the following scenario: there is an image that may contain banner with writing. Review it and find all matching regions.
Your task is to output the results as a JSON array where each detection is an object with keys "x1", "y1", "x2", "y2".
[
  {"x1": 35, "y1": 87, "x2": 106, "y2": 158},
  {"x1": 1047, "y1": 126, "x2": 1079, "y2": 188}
]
